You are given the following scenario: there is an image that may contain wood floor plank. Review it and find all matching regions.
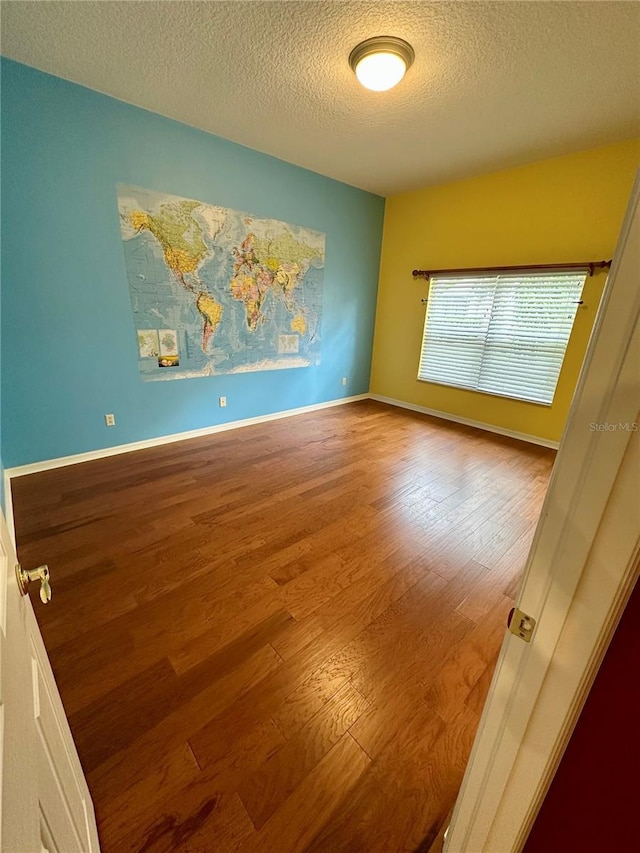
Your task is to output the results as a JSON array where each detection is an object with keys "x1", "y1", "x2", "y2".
[
  {"x1": 238, "y1": 733, "x2": 371, "y2": 853},
  {"x1": 348, "y1": 563, "x2": 488, "y2": 705},
  {"x1": 456, "y1": 525, "x2": 537, "y2": 622},
  {"x1": 11, "y1": 400, "x2": 555, "y2": 851},
  {"x1": 271, "y1": 556, "x2": 427, "y2": 671},
  {"x1": 312, "y1": 704, "x2": 480, "y2": 853},
  {"x1": 95, "y1": 743, "x2": 201, "y2": 845},
  {"x1": 306, "y1": 700, "x2": 447, "y2": 852},
  {"x1": 271, "y1": 570, "x2": 451, "y2": 733},
  {"x1": 85, "y1": 643, "x2": 283, "y2": 793},
  {"x1": 103, "y1": 787, "x2": 255, "y2": 853},
  {"x1": 348, "y1": 680, "x2": 439, "y2": 760},
  {"x1": 168, "y1": 600, "x2": 292, "y2": 676},
  {"x1": 188, "y1": 717, "x2": 286, "y2": 781},
  {"x1": 422, "y1": 593, "x2": 513, "y2": 722},
  {"x1": 238, "y1": 681, "x2": 370, "y2": 828}
]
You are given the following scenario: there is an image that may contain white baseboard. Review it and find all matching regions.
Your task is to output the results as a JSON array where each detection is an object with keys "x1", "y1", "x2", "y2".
[
  {"x1": 369, "y1": 394, "x2": 560, "y2": 449},
  {"x1": 4, "y1": 389, "x2": 556, "y2": 499},
  {"x1": 6, "y1": 394, "x2": 370, "y2": 479}
]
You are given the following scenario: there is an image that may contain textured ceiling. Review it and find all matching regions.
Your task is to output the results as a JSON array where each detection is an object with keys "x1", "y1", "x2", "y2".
[{"x1": 1, "y1": 1, "x2": 639, "y2": 196}]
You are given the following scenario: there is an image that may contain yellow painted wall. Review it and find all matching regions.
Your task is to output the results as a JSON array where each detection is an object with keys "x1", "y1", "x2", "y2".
[{"x1": 370, "y1": 139, "x2": 640, "y2": 442}]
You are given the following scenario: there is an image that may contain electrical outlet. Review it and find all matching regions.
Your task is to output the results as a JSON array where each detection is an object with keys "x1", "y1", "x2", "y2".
[
  {"x1": 342, "y1": 377, "x2": 347, "y2": 386},
  {"x1": 219, "y1": 396, "x2": 227, "y2": 408},
  {"x1": 105, "y1": 413, "x2": 116, "y2": 427}
]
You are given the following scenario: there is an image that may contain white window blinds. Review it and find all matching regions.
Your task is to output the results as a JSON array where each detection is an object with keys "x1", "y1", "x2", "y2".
[{"x1": 418, "y1": 271, "x2": 586, "y2": 405}]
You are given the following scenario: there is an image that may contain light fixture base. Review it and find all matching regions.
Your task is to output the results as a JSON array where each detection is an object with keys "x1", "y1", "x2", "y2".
[{"x1": 348, "y1": 36, "x2": 415, "y2": 77}]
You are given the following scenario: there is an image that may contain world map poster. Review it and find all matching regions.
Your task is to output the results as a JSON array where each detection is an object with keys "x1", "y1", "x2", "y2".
[{"x1": 117, "y1": 184, "x2": 325, "y2": 381}]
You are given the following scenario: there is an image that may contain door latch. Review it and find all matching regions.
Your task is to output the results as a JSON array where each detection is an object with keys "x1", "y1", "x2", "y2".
[
  {"x1": 15, "y1": 564, "x2": 52, "y2": 604},
  {"x1": 507, "y1": 607, "x2": 536, "y2": 643}
]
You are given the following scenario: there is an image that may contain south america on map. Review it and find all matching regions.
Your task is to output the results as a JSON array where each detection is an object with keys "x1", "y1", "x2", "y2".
[{"x1": 117, "y1": 184, "x2": 325, "y2": 381}]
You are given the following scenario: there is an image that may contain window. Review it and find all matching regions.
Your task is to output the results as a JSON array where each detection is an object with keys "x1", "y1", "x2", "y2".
[{"x1": 418, "y1": 271, "x2": 586, "y2": 405}]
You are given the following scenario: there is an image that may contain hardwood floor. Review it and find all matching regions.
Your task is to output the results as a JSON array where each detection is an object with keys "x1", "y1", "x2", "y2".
[{"x1": 12, "y1": 400, "x2": 554, "y2": 852}]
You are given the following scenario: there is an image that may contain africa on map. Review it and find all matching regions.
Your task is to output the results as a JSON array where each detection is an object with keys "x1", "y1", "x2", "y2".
[{"x1": 117, "y1": 184, "x2": 325, "y2": 381}]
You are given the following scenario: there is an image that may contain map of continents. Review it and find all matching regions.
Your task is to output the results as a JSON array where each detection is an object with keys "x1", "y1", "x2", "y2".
[{"x1": 117, "y1": 184, "x2": 325, "y2": 381}]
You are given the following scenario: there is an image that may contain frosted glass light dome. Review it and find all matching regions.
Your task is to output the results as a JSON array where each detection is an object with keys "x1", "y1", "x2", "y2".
[
  {"x1": 349, "y1": 36, "x2": 415, "y2": 93},
  {"x1": 355, "y1": 52, "x2": 407, "y2": 92}
]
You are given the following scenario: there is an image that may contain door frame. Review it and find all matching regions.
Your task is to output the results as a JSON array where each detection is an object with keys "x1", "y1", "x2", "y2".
[
  {"x1": 445, "y1": 174, "x2": 640, "y2": 851},
  {"x1": 3, "y1": 471, "x2": 16, "y2": 550}
]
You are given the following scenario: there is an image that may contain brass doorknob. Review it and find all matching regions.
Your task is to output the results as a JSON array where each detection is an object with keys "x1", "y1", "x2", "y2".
[{"x1": 15, "y1": 564, "x2": 52, "y2": 604}]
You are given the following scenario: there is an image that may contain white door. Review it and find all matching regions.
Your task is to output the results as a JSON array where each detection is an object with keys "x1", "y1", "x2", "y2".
[
  {"x1": 445, "y1": 175, "x2": 640, "y2": 851},
  {"x1": 0, "y1": 507, "x2": 100, "y2": 852}
]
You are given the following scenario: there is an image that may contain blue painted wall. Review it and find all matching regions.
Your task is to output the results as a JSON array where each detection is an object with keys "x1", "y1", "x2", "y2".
[{"x1": 1, "y1": 59, "x2": 384, "y2": 468}]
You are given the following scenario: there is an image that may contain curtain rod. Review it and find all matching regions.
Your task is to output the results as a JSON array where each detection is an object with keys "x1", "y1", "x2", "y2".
[{"x1": 412, "y1": 260, "x2": 612, "y2": 280}]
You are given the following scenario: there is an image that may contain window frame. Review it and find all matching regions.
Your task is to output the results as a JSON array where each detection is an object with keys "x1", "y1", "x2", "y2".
[{"x1": 417, "y1": 269, "x2": 587, "y2": 407}]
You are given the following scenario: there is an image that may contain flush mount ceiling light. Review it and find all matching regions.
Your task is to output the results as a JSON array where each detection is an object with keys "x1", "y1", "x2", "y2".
[{"x1": 349, "y1": 36, "x2": 415, "y2": 92}]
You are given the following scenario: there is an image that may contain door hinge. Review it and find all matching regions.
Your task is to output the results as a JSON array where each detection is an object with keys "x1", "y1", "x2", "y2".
[{"x1": 507, "y1": 607, "x2": 537, "y2": 643}]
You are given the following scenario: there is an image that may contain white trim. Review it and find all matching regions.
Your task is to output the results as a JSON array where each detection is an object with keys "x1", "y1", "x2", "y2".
[
  {"x1": 369, "y1": 394, "x2": 559, "y2": 449},
  {"x1": 5, "y1": 394, "x2": 369, "y2": 479},
  {"x1": 2, "y1": 471, "x2": 16, "y2": 551}
]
